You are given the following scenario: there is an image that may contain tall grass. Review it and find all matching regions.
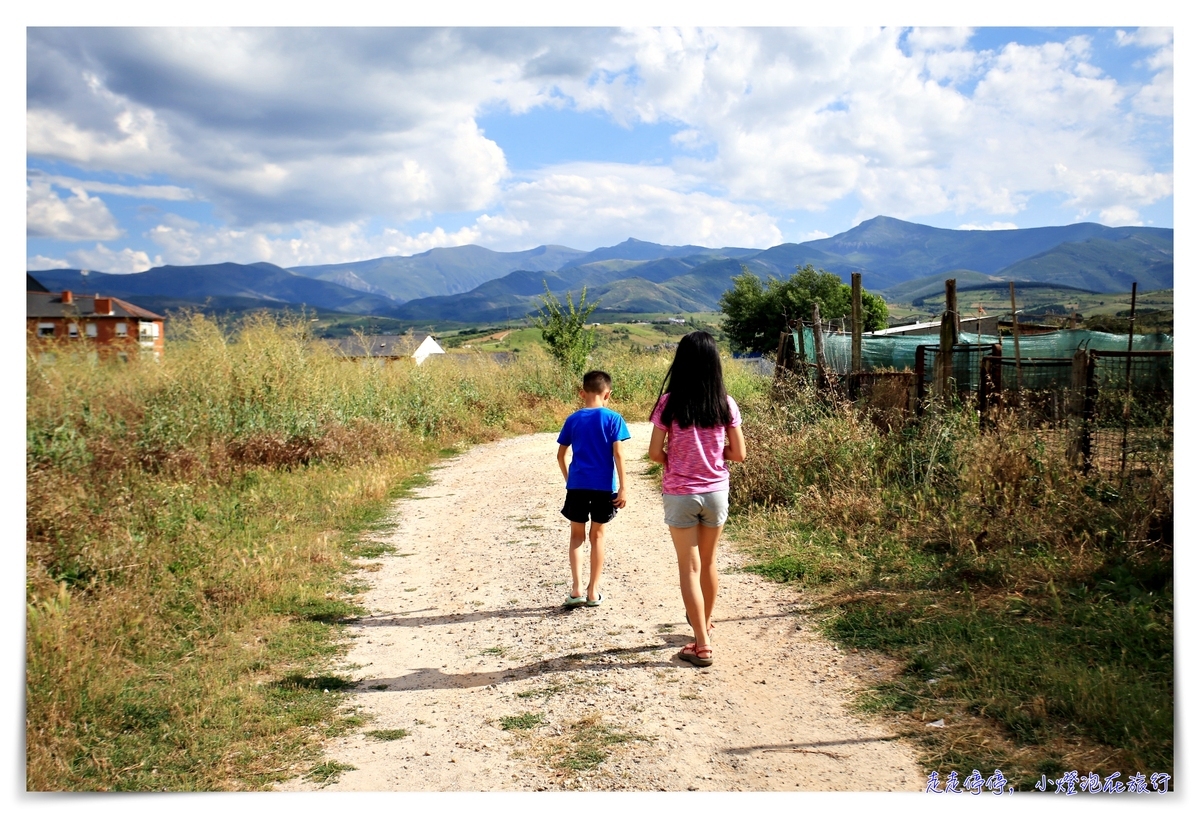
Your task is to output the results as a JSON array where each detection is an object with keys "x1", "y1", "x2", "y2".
[
  {"x1": 26, "y1": 312, "x2": 683, "y2": 791},
  {"x1": 729, "y1": 380, "x2": 1172, "y2": 785}
]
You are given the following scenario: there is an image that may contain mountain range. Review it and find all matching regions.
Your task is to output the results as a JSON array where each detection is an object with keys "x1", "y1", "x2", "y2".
[{"x1": 28, "y1": 217, "x2": 1172, "y2": 326}]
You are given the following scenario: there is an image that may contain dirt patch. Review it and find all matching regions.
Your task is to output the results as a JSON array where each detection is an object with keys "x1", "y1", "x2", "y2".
[{"x1": 276, "y1": 422, "x2": 926, "y2": 791}]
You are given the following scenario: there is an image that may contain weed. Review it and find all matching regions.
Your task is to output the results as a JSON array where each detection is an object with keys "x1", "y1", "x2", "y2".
[
  {"x1": 305, "y1": 760, "x2": 355, "y2": 784},
  {"x1": 728, "y1": 393, "x2": 1173, "y2": 786},
  {"x1": 500, "y1": 712, "x2": 545, "y2": 731},
  {"x1": 544, "y1": 714, "x2": 648, "y2": 773},
  {"x1": 365, "y1": 729, "x2": 409, "y2": 741}
]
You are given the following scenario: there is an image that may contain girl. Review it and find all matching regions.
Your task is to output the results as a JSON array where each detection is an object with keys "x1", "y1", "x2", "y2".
[{"x1": 648, "y1": 330, "x2": 746, "y2": 667}]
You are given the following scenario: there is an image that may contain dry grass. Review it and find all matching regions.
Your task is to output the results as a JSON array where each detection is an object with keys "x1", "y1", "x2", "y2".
[
  {"x1": 25, "y1": 312, "x2": 697, "y2": 791},
  {"x1": 727, "y1": 382, "x2": 1173, "y2": 786}
]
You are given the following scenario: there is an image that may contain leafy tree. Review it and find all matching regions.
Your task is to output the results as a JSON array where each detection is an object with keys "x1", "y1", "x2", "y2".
[
  {"x1": 719, "y1": 264, "x2": 889, "y2": 354},
  {"x1": 533, "y1": 283, "x2": 599, "y2": 374}
]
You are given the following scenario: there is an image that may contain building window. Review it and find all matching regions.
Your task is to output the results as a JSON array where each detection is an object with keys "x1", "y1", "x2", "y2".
[
  {"x1": 37, "y1": 323, "x2": 55, "y2": 338},
  {"x1": 139, "y1": 322, "x2": 160, "y2": 338},
  {"x1": 86, "y1": 323, "x2": 98, "y2": 337},
  {"x1": 68, "y1": 323, "x2": 79, "y2": 338},
  {"x1": 115, "y1": 322, "x2": 128, "y2": 337}
]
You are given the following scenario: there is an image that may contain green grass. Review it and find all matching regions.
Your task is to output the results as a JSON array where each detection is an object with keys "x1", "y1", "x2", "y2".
[
  {"x1": 499, "y1": 712, "x2": 545, "y2": 731},
  {"x1": 728, "y1": 391, "x2": 1173, "y2": 787},
  {"x1": 305, "y1": 760, "x2": 355, "y2": 784},
  {"x1": 550, "y1": 714, "x2": 647, "y2": 772},
  {"x1": 365, "y1": 729, "x2": 409, "y2": 741}
]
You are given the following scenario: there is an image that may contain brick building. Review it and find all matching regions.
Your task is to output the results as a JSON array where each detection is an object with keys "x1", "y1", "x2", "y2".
[{"x1": 27, "y1": 288, "x2": 166, "y2": 360}]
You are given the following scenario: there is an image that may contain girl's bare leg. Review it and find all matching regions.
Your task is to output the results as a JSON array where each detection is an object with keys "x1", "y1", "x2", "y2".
[
  {"x1": 669, "y1": 525, "x2": 711, "y2": 650},
  {"x1": 697, "y1": 524, "x2": 723, "y2": 632}
]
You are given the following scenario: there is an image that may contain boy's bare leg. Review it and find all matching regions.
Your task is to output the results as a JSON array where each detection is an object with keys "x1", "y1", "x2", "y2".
[
  {"x1": 568, "y1": 521, "x2": 588, "y2": 598},
  {"x1": 586, "y1": 522, "x2": 606, "y2": 601}
]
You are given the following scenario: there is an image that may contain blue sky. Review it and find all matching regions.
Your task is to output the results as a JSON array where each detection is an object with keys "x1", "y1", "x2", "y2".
[{"x1": 26, "y1": 24, "x2": 1174, "y2": 273}]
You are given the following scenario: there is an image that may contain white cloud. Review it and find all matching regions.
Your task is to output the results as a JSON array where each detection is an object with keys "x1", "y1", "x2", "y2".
[
  {"x1": 25, "y1": 27, "x2": 1173, "y2": 258},
  {"x1": 26, "y1": 177, "x2": 122, "y2": 241},
  {"x1": 130, "y1": 163, "x2": 783, "y2": 267},
  {"x1": 957, "y1": 222, "x2": 1019, "y2": 231},
  {"x1": 28, "y1": 255, "x2": 70, "y2": 270},
  {"x1": 905, "y1": 27, "x2": 973, "y2": 52},
  {"x1": 66, "y1": 245, "x2": 160, "y2": 274},
  {"x1": 143, "y1": 219, "x2": 491, "y2": 268},
  {"x1": 496, "y1": 163, "x2": 783, "y2": 250},
  {"x1": 1115, "y1": 28, "x2": 1172, "y2": 49},
  {"x1": 1056, "y1": 166, "x2": 1173, "y2": 218},
  {"x1": 1097, "y1": 205, "x2": 1141, "y2": 226},
  {"x1": 29, "y1": 171, "x2": 195, "y2": 201}
]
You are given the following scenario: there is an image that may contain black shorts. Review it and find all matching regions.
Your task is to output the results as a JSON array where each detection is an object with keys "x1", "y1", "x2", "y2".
[{"x1": 561, "y1": 489, "x2": 619, "y2": 524}]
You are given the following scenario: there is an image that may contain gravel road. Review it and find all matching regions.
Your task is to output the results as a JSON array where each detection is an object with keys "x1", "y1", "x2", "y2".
[{"x1": 278, "y1": 421, "x2": 925, "y2": 791}]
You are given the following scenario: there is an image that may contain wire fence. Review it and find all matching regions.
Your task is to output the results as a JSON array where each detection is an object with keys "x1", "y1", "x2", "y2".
[{"x1": 778, "y1": 326, "x2": 1172, "y2": 477}]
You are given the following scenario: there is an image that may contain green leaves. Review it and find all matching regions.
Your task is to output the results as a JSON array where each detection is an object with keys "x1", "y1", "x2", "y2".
[
  {"x1": 533, "y1": 283, "x2": 599, "y2": 375},
  {"x1": 719, "y1": 264, "x2": 889, "y2": 354}
]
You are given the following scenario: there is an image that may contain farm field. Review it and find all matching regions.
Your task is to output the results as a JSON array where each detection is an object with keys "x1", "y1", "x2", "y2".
[{"x1": 890, "y1": 287, "x2": 1173, "y2": 328}]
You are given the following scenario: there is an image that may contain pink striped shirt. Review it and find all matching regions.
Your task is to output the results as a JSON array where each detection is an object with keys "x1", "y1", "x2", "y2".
[{"x1": 650, "y1": 393, "x2": 742, "y2": 495}]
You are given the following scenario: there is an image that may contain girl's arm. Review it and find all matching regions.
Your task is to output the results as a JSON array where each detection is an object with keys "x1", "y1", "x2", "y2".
[
  {"x1": 723, "y1": 425, "x2": 746, "y2": 463},
  {"x1": 648, "y1": 425, "x2": 668, "y2": 464}
]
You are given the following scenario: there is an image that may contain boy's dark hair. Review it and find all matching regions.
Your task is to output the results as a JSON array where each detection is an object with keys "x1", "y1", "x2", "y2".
[
  {"x1": 651, "y1": 330, "x2": 731, "y2": 429},
  {"x1": 582, "y1": 369, "x2": 612, "y2": 395}
]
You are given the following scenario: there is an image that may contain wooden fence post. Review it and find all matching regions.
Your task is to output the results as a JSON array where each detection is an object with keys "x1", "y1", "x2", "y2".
[
  {"x1": 851, "y1": 272, "x2": 863, "y2": 374},
  {"x1": 812, "y1": 303, "x2": 828, "y2": 389},
  {"x1": 1009, "y1": 281, "x2": 1022, "y2": 393},
  {"x1": 945, "y1": 278, "x2": 959, "y2": 342}
]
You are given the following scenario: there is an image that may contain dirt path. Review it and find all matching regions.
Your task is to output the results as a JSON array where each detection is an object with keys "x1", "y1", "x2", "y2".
[{"x1": 278, "y1": 422, "x2": 926, "y2": 792}]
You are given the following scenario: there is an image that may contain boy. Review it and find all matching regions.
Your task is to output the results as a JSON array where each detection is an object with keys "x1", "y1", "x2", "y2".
[{"x1": 556, "y1": 370, "x2": 630, "y2": 608}]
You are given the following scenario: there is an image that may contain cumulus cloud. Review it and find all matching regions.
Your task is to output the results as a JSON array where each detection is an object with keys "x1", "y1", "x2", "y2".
[
  {"x1": 28, "y1": 255, "x2": 69, "y2": 270},
  {"x1": 1097, "y1": 205, "x2": 1142, "y2": 226},
  {"x1": 497, "y1": 163, "x2": 784, "y2": 249},
  {"x1": 957, "y1": 222, "x2": 1020, "y2": 231},
  {"x1": 142, "y1": 219, "x2": 490, "y2": 268},
  {"x1": 27, "y1": 177, "x2": 122, "y2": 240},
  {"x1": 26, "y1": 27, "x2": 1172, "y2": 260},
  {"x1": 66, "y1": 244, "x2": 160, "y2": 274},
  {"x1": 129, "y1": 163, "x2": 783, "y2": 267}
]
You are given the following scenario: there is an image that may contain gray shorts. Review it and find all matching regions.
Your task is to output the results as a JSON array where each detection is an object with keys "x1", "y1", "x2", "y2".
[{"x1": 662, "y1": 491, "x2": 729, "y2": 529}]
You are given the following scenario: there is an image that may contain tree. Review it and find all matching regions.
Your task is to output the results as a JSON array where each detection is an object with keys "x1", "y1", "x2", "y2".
[
  {"x1": 533, "y1": 283, "x2": 600, "y2": 374},
  {"x1": 719, "y1": 264, "x2": 889, "y2": 355}
]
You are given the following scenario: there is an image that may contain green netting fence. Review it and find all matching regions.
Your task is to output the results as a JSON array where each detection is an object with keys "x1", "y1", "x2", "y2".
[{"x1": 799, "y1": 327, "x2": 1173, "y2": 376}]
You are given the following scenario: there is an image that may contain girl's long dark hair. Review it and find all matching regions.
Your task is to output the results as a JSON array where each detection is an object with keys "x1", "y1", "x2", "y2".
[{"x1": 651, "y1": 330, "x2": 732, "y2": 429}]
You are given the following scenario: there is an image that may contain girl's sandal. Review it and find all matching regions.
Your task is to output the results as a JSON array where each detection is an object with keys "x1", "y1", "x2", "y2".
[
  {"x1": 685, "y1": 611, "x2": 715, "y2": 642},
  {"x1": 679, "y1": 642, "x2": 714, "y2": 667}
]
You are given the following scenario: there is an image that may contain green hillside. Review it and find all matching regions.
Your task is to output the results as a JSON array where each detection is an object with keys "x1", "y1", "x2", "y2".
[{"x1": 996, "y1": 234, "x2": 1174, "y2": 292}]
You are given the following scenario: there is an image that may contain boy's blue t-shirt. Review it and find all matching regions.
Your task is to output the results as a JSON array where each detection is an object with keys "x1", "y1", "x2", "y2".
[{"x1": 557, "y1": 407, "x2": 631, "y2": 492}]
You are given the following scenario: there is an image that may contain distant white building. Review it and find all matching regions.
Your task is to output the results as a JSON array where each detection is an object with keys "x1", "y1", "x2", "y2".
[{"x1": 327, "y1": 333, "x2": 446, "y2": 365}]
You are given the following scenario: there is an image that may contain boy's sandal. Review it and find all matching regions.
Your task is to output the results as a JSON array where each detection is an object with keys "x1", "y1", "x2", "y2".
[
  {"x1": 563, "y1": 594, "x2": 587, "y2": 608},
  {"x1": 585, "y1": 593, "x2": 604, "y2": 607},
  {"x1": 678, "y1": 642, "x2": 714, "y2": 667}
]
